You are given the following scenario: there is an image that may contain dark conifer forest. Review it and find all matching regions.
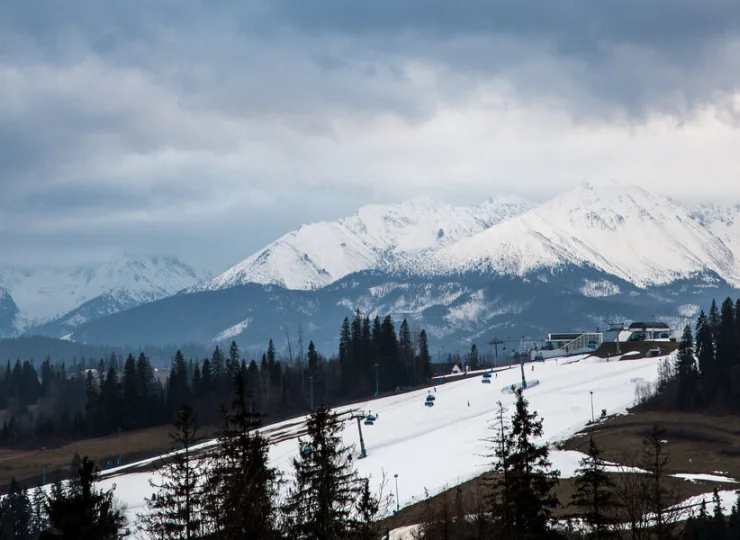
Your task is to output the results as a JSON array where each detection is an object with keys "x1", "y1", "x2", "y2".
[{"x1": 0, "y1": 312, "x2": 434, "y2": 451}]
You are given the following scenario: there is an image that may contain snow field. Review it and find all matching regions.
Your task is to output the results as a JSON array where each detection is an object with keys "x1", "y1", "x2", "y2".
[{"x1": 107, "y1": 354, "x2": 665, "y2": 527}]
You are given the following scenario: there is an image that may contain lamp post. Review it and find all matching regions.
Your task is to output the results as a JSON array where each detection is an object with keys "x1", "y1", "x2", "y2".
[
  {"x1": 589, "y1": 391, "x2": 595, "y2": 423},
  {"x1": 394, "y1": 474, "x2": 400, "y2": 513}
]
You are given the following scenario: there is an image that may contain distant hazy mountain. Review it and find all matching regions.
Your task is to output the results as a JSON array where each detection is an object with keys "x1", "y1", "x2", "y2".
[
  {"x1": 0, "y1": 254, "x2": 209, "y2": 338},
  {"x1": 70, "y1": 182, "x2": 740, "y2": 351}
]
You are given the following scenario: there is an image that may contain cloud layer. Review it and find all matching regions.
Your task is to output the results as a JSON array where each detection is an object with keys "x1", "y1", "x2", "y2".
[{"x1": 1, "y1": 1, "x2": 740, "y2": 270}]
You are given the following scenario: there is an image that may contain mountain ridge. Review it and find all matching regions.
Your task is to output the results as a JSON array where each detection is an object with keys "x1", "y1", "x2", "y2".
[{"x1": 0, "y1": 253, "x2": 209, "y2": 337}]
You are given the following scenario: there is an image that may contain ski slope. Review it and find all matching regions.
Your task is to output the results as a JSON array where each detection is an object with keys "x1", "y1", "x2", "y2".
[{"x1": 102, "y1": 354, "x2": 665, "y2": 527}]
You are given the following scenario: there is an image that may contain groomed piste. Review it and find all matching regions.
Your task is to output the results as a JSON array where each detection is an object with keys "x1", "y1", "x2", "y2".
[{"x1": 100, "y1": 353, "x2": 665, "y2": 525}]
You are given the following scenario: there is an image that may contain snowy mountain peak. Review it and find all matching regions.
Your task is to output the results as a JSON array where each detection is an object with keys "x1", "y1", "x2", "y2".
[
  {"x1": 192, "y1": 195, "x2": 533, "y2": 292},
  {"x1": 429, "y1": 182, "x2": 740, "y2": 287},
  {"x1": 0, "y1": 253, "x2": 209, "y2": 329}
]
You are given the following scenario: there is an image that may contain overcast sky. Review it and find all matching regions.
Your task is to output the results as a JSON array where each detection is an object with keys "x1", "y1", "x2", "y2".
[{"x1": 2, "y1": 1, "x2": 740, "y2": 272}]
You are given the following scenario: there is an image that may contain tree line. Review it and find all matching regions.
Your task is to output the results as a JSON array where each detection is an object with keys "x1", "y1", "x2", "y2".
[
  {"x1": 0, "y1": 374, "x2": 387, "y2": 539},
  {"x1": 0, "y1": 313, "x2": 435, "y2": 453},
  {"x1": 668, "y1": 296, "x2": 740, "y2": 413}
]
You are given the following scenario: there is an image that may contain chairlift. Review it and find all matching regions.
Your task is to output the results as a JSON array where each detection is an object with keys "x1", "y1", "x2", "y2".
[
  {"x1": 424, "y1": 400, "x2": 435, "y2": 407},
  {"x1": 482, "y1": 373, "x2": 492, "y2": 379},
  {"x1": 426, "y1": 394, "x2": 436, "y2": 402},
  {"x1": 366, "y1": 414, "x2": 376, "y2": 422},
  {"x1": 481, "y1": 378, "x2": 491, "y2": 384},
  {"x1": 364, "y1": 418, "x2": 375, "y2": 426}
]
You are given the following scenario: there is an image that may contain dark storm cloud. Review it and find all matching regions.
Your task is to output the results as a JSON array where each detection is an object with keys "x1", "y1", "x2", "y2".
[{"x1": 1, "y1": 1, "x2": 739, "y2": 270}]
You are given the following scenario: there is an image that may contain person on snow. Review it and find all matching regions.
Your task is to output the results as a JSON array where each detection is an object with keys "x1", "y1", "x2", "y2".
[{"x1": 467, "y1": 401, "x2": 470, "y2": 407}]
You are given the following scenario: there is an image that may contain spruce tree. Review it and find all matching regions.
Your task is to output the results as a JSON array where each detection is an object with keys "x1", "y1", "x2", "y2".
[
  {"x1": 570, "y1": 437, "x2": 619, "y2": 539},
  {"x1": 710, "y1": 488, "x2": 728, "y2": 540},
  {"x1": 695, "y1": 310, "x2": 714, "y2": 407},
  {"x1": 139, "y1": 404, "x2": 204, "y2": 539},
  {"x1": 675, "y1": 325, "x2": 698, "y2": 411},
  {"x1": 469, "y1": 343, "x2": 480, "y2": 371},
  {"x1": 203, "y1": 372, "x2": 279, "y2": 539},
  {"x1": 715, "y1": 298, "x2": 737, "y2": 408},
  {"x1": 399, "y1": 319, "x2": 414, "y2": 387},
  {"x1": 729, "y1": 491, "x2": 740, "y2": 538},
  {"x1": 486, "y1": 402, "x2": 515, "y2": 538},
  {"x1": 416, "y1": 330, "x2": 433, "y2": 384},
  {"x1": 283, "y1": 405, "x2": 380, "y2": 539},
  {"x1": 507, "y1": 388, "x2": 559, "y2": 538},
  {"x1": 640, "y1": 425, "x2": 681, "y2": 539},
  {"x1": 44, "y1": 456, "x2": 126, "y2": 539},
  {"x1": 4, "y1": 478, "x2": 32, "y2": 540}
]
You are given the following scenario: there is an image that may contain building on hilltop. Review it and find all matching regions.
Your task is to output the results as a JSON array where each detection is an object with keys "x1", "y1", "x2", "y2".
[
  {"x1": 617, "y1": 322, "x2": 671, "y2": 342},
  {"x1": 531, "y1": 332, "x2": 604, "y2": 361}
]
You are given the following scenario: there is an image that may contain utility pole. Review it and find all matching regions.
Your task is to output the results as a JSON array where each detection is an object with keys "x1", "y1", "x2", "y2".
[{"x1": 394, "y1": 474, "x2": 400, "y2": 513}]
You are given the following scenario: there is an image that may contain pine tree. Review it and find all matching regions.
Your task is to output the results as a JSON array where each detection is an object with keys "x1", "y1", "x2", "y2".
[
  {"x1": 570, "y1": 437, "x2": 619, "y2": 539},
  {"x1": 4, "y1": 478, "x2": 32, "y2": 540},
  {"x1": 695, "y1": 310, "x2": 714, "y2": 408},
  {"x1": 203, "y1": 373, "x2": 279, "y2": 539},
  {"x1": 30, "y1": 483, "x2": 48, "y2": 535},
  {"x1": 168, "y1": 351, "x2": 191, "y2": 415},
  {"x1": 709, "y1": 299, "x2": 721, "y2": 336},
  {"x1": 228, "y1": 341, "x2": 240, "y2": 381},
  {"x1": 469, "y1": 344, "x2": 480, "y2": 371},
  {"x1": 139, "y1": 404, "x2": 204, "y2": 539},
  {"x1": 122, "y1": 354, "x2": 139, "y2": 430},
  {"x1": 507, "y1": 388, "x2": 559, "y2": 538},
  {"x1": 283, "y1": 405, "x2": 380, "y2": 539},
  {"x1": 44, "y1": 456, "x2": 126, "y2": 539},
  {"x1": 486, "y1": 401, "x2": 515, "y2": 538},
  {"x1": 339, "y1": 317, "x2": 353, "y2": 391},
  {"x1": 399, "y1": 319, "x2": 414, "y2": 387},
  {"x1": 710, "y1": 487, "x2": 728, "y2": 540},
  {"x1": 416, "y1": 330, "x2": 433, "y2": 384},
  {"x1": 715, "y1": 298, "x2": 737, "y2": 408},
  {"x1": 640, "y1": 425, "x2": 681, "y2": 540},
  {"x1": 675, "y1": 325, "x2": 698, "y2": 411},
  {"x1": 728, "y1": 491, "x2": 740, "y2": 538},
  {"x1": 379, "y1": 315, "x2": 400, "y2": 391}
]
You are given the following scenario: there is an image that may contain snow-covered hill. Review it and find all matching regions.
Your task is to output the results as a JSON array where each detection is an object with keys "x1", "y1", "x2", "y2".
[
  {"x1": 427, "y1": 182, "x2": 740, "y2": 287},
  {"x1": 0, "y1": 254, "x2": 209, "y2": 336},
  {"x1": 100, "y1": 352, "x2": 666, "y2": 529},
  {"x1": 191, "y1": 196, "x2": 532, "y2": 292}
]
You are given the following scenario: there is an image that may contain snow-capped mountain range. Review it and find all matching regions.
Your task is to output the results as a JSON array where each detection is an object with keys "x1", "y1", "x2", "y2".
[
  {"x1": 191, "y1": 196, "x2": 532, "y2": 292},
  {"x1": 195, "y1": 182, "x2": 740, "y2": 293},
  {"x1": 8, "y1": 181, "x2": 740, "y2": 351},
  {"x1": 0, "y1": 254, "x2": 209, "y2": 337}
]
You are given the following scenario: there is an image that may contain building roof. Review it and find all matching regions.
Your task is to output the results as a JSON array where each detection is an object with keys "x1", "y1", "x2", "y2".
[{"x1": 628, "y1": 322, "x2": 670, "y2": 330}]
